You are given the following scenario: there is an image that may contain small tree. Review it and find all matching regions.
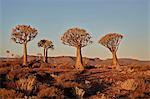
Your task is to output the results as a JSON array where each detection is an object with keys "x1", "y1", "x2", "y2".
[
  {"x1": 38, "y1": 39, "x2": 54, "y2": 63},
  {"x1": 11, "y1": 54, "x2": 14, "y2": 58},
  {"x1": 61, "y1": 27, "x2": 92, "y2": 69},
  {"x1": 99, "y1": 33, "x2": 123, "y2": 69},
  {"x1": 11, "y1": 25, "x2": 38, "y2": 65}
]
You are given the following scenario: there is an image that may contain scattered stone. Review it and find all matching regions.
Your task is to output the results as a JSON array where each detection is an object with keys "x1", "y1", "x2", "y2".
[
  {"x1": 127, "y1": 67, "x2": 134, "y2": 73},
  {"x1": 101, "y1": 94, "x2": 108, "y2": 99},
  {"x1": 85, "y1": 80, "x2": 91, "y2": 84},
  {"x1": 74, "y1": 87, "x2": 85, "y2": 99},
  {"x1": 121, "y1": 79, "x2": 138, "y2": 91}
]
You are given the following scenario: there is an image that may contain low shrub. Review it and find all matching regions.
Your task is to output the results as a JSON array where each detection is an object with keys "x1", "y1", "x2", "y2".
[
  {"x1": 16, "y1": 75, "x2": 37, "y2": 95},
  {"x1": 37, "y1": 86, "x2": 64, "y2": 98},
  {"x1": 0, "y1": 88, "x2": 24, "y2": 98}
]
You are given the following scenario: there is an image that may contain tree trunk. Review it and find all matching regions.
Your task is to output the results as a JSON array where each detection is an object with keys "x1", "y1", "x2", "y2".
[
  {"x1": 43, "y1": 48, "x2": 46, "y2": 63},
  {"x1": 112, "y1": 51, "x2": 120, "y2": 69},
  {"x1": 75, "y1": 46, "x2": 84, "y2": 69},
  {"x1": 43, "y1": 48, "x2": 48, "y2": 63},
  {"x1": 45, "y1": 49, "x2": 48, "y2": 63},
  {"x1": 23, "y1": 43, "x2": 27, "y2": 65}
]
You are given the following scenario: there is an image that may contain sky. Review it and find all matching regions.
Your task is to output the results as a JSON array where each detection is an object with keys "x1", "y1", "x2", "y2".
[{"x1": 0, "y1": 0, "x2": 150, "y2": 60}]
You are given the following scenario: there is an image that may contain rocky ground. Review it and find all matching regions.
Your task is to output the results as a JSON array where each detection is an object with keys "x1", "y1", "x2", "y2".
[{"x1": 0, "y1": 56, "x2": 150, "y2": 99}]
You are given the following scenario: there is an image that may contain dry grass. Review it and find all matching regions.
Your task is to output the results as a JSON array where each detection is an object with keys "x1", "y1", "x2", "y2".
[{"x1": 0, "y1": 57, "x2": 150, "y2": 98}]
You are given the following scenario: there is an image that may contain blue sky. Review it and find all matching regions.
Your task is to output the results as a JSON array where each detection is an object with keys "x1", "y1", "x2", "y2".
[{"x1": 0, "y1": 0, "x2": 150, "y2": 60}]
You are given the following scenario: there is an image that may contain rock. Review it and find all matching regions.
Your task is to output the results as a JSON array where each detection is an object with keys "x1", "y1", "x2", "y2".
[
  {"x1": 101, "y1": 94, "x2": 107, "y2": 99},
  {"x1": 85, "y1": 80, "x2": 91, "y2": 84},
  {"x1": 121, "y1": 79, "x2": 138, "y2": 91},
  {"x1": 74, "y1": 87, "x2": 85, "y2": 99},
  {"x1": 127, "y1": 68, "x2": 134, "y2": 73}
]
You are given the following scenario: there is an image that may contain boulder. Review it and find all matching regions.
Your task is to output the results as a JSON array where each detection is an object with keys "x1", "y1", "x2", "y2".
[{"x1": 121, "y1": 79, "x2": 138, "y2": 91}]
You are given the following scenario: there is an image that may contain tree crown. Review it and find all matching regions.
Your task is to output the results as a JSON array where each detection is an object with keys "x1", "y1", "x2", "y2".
[
  {"x1": 11, "y1": 25, "x2": 38, "y2": 44},
  {"x1": 99, "y1": 33, "x2": 123, "y2": 52},
  {"x1": 6, "y1": 50, "x2": 10, "y2": 53},
  {"x1": 38, "y1": 39, "x2": 54, "y2": 50},
  {"x1": 61, "y1": 27, "x2": 92, "y2": 48}
]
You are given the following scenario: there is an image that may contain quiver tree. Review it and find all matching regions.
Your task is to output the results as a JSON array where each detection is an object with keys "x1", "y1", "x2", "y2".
[
  {"x1": 61, "y1": 28, "x2": 92, "y2": 69},
  {"x1": 11, "y1": 53, "x2": 14, "y2": 58},
  {"x1": 99, "y1": 33, "x2": 123, "y2": 69},
  {"x1": 38, "y1": 39, "x2": 54, "y2": 63},
  {"x1": 11, "y1": 25, "x2": 38, "y2": 65}
]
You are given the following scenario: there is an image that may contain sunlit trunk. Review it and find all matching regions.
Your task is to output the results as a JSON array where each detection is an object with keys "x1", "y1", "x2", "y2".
[
  {"x1": 23, "y1": 43, "x2": 27, "y2": 65},
  {"x1": 45, "y1": 49, "x2": 48, "y2": 63},
  {"x1": 43, "y1": 48, "x2": 46, "y2": 63},
  {"x1": 43, "y1": 48, "x2": 48, "y2": 63},
  {"x1": 112, "y1": 51, "x2": 120, "y2": 69},
  {"x1": 75, "y1": 46, "x2": 84, "y2": 69}
]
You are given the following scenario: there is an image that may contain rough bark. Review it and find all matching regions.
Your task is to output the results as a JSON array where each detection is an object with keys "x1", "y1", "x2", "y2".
[
  {"x1": 43, "y1": 48, "x2": 48, "y2": 63},
  {"x1": 43, "y1": 48, "x2": 46, "y2": 63},
  {"x1": 45, "y1": 49, "x2": 48, "y2": 63},
  {"x1": 112, "y1": 51, "x2": 120, "y2": 69},
  {"x1": 75, "y1": 46, "x2": 84, "y2": 69},
  {"x1": 23, "y1": 43, "x2": 27, "y2": 65}
]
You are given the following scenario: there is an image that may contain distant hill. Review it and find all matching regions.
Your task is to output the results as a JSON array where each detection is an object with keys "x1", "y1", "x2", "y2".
[{"x1": 0, "y1": 55, "x2": 149, "y2": 68}]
